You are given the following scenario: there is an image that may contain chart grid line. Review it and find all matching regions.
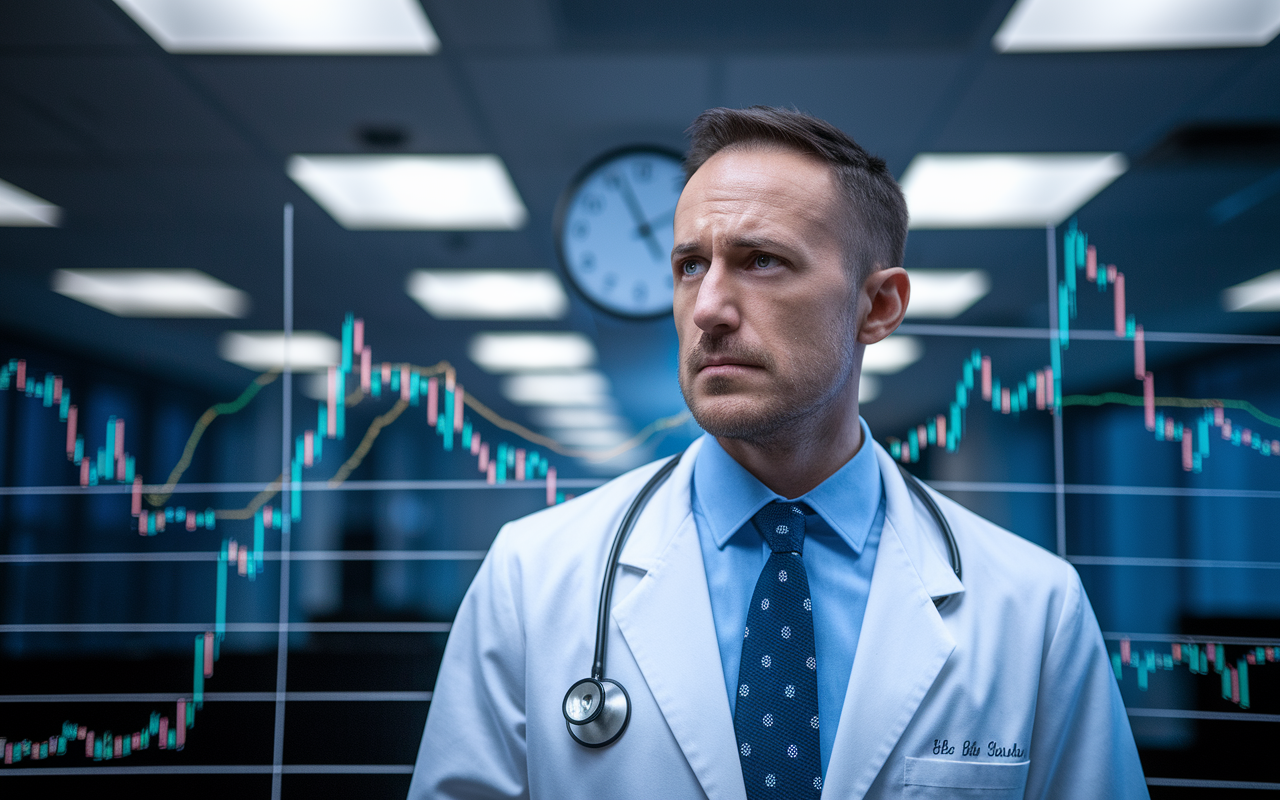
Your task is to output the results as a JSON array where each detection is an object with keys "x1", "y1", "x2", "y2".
[
  {"x1": 0, "y1": 764, "x2": 415, "y2": 777},
  {"x1": 0, "y1": 691, "x2": 433, "y2": 703},
  {"x1": 1103, "y1": 632, "x2": 1280, "y2": 646},
  {"x1": 1046, "y1": 223, "x2": 1068, "y2": 557},
  {"x1": 0, "y1": 550, "x2": 490, "y2": 564},
  {"x1": 0, "y1": 477, "x2": 607, "y2": 497},
  {"x1": 0, "y1": 622, "x2": 452, "y2": 634},
  {"x1": 1127, "y1": 708, "x2": 1280, "y2": 723},
  {"x1": 1073, "y1": 556, "x2": 1280, "y2": 570},
  {"x1": 271, "y1": 203, "x2": 293, "y2": 800},
  {"x1": 897, "y1": 323, "x2": 1280, "y2": 346}
]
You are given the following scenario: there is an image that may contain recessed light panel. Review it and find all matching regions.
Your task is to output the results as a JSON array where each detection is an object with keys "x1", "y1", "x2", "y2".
[
  {"x1": 0, "y1": 179, "x2": 60, "y2": 227},
  {"x1": 904, "y1": 270, "x2": 991, "y2": 319},
  {"x1": 114, "y1": 0, "x2": 439, "y2": 54},
  {"x1": 547, "y1": 428, "x2": 632, "y2": 448},
  {"x1": 901, "y1": 153, "x2": 1128, "y2": 229},
  {"x1": 469, "y1": 332, "x2": 597, "y2": 373},
  {"x1": 863, "y1": 336, "x2": 923, "y2": 375},
  {"x1": 859, "y1": 376, "x2": 881, "y2": 404},
  {"x1": 531, "y1": 407, "x2": 629, "y2": 430},
  {"x1": 1223, "y1": 269, "x2": 1280, "y2": 311},
  {"x1": 994, "y1": 0, "x2": 1280, "y2": 52},
  {"x1": 219, "y1": 331, "x2": 340, "y2": 372},
  {"x1": 53, "y1": 269, "x2": 249, "y2": 317},
  {"x1": 407, "y1": 270, "x2": 567, "y2": 320},
  {"x1": 502, "y1": 371, "x2": 611, "y2": 407},
  {"x1": 288, "y1": 155, "x2": 527, "y2": 230}
]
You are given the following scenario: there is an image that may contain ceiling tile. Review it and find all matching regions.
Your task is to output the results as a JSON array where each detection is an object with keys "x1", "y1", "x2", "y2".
[
  {"x1": 468, "y1": 55, "x2": 712, "y2": 153},
  {"x1": 722, "y1": 53, "x2": 968, "y2": 170},
  {"x1": 0, "y1": 93, "x2": 88, "y2": 158},
  {"x1": 186, "y1": 58, "x2": 485, "y2": 154},
  {"x1": 422, "y1": 0, "x2": 557, "y2": 52},
  {"x1": 550, "y1": 0, "x2": 1002, "y2": 50},
  {"x1": 929, "y1": 50, "x2": 1248, "y2": 153},
  {"x1": 1195, "y1": 46, "x2": 1280, "y2": 119},
  {"x1": 0, "y1": 0, "x2": 145, "y2": 48},
  {"x1": 0, "y1": 55, "x2": 254, "y2": 157}
]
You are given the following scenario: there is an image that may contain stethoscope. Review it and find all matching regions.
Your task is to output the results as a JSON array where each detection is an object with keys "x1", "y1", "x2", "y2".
[{"x1": 562, "y1": 453, "x2": 963, "y2": 748}]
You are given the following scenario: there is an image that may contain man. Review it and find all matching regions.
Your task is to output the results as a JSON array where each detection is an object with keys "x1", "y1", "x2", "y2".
[{"x1": 409, "y1": 107, "x2": 1148, "y2": 799}]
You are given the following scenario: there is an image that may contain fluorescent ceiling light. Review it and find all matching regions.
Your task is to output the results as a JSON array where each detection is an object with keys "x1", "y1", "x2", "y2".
[
  {"x1": 219, "y1": 331, "x2": 340, "y2": 372},
  {"x1": 1223, "y1": 269, "x2": 1280, "y2": 311},
  {"x1": 547, "y1": 428, "x2": 632, "y2": 448},
  {"x1": 114, "y1": 0, "x2": 439, "y2": 54},
  {"x1": 904, "y1": 269, "x2": 991, "y2": 319},
  {"x1": 0, "y1": 178, "x2": 60, "y2": 227},
  {"x1": 863, "y1": 336, "x2": 922, "y2": 375},
  {"x1": 301, "y1": 373, "x2": 331, "y2": 401},
  {"x1": 531, "y1": 407, "x2": 628, "y2": 430},
  {"x1": 901, "y1": 153, "x2": 1127, "y2": 229},
  {"x1": 407, "y1": 270, "x2": 567, "y2": 320},
  {"x1": 288, "y1": 155, "x2": 526, "y2": 230},
  {"x1": 502, "y1": 371, "x2": 611, "y2": 407},
  {"x1": 994, "y1": 0, "x2": 1280, "y2": 52},
  {"x1": 470, "y1": 332, "x2": 596, "y2": 374},
  {"x1": 859, "y1": 376, "x2": 881, "y2": 404},
  {"x1": 53, "y1": 268, "x2": 249, "y2": 317}
]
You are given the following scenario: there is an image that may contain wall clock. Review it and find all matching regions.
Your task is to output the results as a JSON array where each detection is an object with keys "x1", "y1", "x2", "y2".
[{"x1": 555, "y1": 147, "x2": 685, "y2": 319}]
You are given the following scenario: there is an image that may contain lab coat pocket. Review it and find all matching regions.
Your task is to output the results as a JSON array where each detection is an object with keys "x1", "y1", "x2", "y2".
[{"x1": 903, "y1": 757, "x2": 1030, "y2": 796}]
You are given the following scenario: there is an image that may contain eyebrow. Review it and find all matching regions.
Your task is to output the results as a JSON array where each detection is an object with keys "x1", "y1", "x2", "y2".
[{"x1": 670, "y1": 236, "x2": 793, "y2": 259}]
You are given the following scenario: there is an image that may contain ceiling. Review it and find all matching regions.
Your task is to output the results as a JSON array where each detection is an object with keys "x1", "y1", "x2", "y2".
[{"x1": 1, "y1": 0, "x2": 1278, "y2": 471}]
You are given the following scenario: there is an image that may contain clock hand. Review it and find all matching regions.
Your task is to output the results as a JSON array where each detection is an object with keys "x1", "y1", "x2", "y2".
[{"x1": 614, "y1": 173, "x2": 666, "y2": 262}]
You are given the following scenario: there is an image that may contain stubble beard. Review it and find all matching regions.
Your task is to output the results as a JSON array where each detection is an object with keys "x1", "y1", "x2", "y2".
[{"x1": 679, "y1": 319, "x2": 859, "y2": 450}]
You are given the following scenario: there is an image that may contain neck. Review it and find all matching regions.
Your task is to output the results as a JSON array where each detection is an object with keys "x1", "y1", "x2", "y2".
[{"x1": 716, "y1": 399, "x2": 864, "y2": 500}]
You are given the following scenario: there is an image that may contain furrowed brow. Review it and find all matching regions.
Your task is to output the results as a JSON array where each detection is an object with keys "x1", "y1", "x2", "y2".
[{"x1": 728, "y1": 236, "x2": 789, "y2": 252}]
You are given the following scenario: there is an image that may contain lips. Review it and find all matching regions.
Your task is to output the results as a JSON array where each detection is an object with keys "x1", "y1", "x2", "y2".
[
  {"x1": 698, "y1": 357, "x2": 760, "y2": 371},
  {"x1": 684, "y1": 335, "x2": 772, "y2": 378}
]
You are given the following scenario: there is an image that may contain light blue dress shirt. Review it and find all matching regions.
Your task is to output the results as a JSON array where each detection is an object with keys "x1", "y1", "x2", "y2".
[{"x1": 691, "y1": 420, "x2": 884, "y2": 777}]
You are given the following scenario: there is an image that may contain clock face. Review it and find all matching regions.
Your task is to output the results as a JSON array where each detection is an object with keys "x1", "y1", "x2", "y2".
[{"x1": 556, "y1": 147, "x2": 686, "y2": 319}]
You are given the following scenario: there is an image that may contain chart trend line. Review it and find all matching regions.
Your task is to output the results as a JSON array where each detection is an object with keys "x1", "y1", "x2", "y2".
[
  {"x1": 0, "y1": 309, "x2": 695, "y2": 768},
  {"x1": 884, "y1": 222, "x2": 1280, "y2": 472},
  {"x1": 1062, "y1": 393, "x2": 1280, "y2": 430},
  {"x1": 327, "y1": 399, "x2": 408, "y2": 487},
  {"x1": 146, "y1": 370, "x2": 280, "y2": 507}
]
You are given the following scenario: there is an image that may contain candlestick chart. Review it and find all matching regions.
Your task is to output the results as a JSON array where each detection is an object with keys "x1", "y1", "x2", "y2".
[
  {"x1": 0, "y1": 306, "x2": 691, "y2": 771},
  {"x1": 879, "y1": 222, "x2": 1280, "y2": 790}
]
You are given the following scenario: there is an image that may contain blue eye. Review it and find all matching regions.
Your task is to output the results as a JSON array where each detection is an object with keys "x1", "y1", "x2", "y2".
[
  {"x1": 754, "y1": 254, "x2": 775, "y2": 269},
  {"x1": 681, "y1": 261, "x2": 702, "y2": 276}
]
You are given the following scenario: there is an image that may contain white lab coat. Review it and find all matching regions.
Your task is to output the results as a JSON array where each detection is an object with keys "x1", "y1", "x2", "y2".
[{"x1": 409, "y1": 437, "x2": 1148, "y2": 799}]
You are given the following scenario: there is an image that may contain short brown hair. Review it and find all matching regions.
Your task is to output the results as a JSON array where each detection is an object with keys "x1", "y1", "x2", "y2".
[{"x1": 683, "y1": 106, "x2": 908, "y2": 283}]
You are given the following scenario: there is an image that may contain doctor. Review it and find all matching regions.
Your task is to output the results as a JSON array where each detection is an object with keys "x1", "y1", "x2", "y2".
[{"x1": 409, "y1": 106, "x2": 1148, "y2": 799}]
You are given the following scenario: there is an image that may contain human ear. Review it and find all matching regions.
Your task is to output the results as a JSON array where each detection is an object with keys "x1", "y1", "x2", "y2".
[{"x1": 856, "y1": 267, "x2": 909, "y2": 345}]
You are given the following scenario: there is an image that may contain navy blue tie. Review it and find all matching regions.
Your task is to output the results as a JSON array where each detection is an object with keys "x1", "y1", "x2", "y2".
[{"x1": 734, "y1": 502, "x2": 823, "y2": 797}]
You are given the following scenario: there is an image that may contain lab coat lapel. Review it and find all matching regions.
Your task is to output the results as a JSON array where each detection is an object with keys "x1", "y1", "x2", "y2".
[
  {"x1": 613, "y1": 441, "x2": 746, "y2": 800},
  {"x1": 822, "y1": 445, "x2": 959, "y2": 796}
]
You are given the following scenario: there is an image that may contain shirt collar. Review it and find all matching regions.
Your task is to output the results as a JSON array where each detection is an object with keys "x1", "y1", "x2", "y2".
[{"x1": 692, "y1": 418, "x2": 883, "y2": 555}]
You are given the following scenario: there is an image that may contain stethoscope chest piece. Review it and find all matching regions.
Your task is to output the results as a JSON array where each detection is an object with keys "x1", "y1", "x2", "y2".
[{"x1": 563, "y1": 677, "x2": 631, "y2": 748}]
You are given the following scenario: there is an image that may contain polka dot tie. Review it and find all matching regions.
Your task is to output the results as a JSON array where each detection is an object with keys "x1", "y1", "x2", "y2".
[{"x1": 734, "y1": 502, "x2": 822, "y2": 797}]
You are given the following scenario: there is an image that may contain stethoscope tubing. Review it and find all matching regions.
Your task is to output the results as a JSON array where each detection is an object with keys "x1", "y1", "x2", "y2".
[
  {"x1": 591, "y1": 452, "x2": 683, "y2": 680},
  {"x1": 568, "y1": 450, "x2": 961, "y2": 747}
]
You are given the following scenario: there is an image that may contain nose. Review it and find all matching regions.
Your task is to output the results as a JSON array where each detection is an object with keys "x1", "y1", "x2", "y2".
[{"x1": 691, "y1": 262, "x2": 740, "y2": 335}]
